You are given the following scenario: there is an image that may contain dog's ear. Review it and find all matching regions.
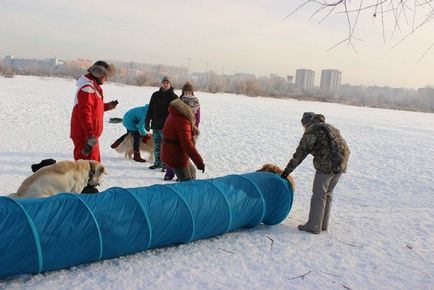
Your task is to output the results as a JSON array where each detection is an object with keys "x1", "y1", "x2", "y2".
[
  {"x1": 96, "y1": 164, "x2": 107, "y2": 176},
  {"x1": 88, "y1": 160, "x2": 97, "y2": 176}
]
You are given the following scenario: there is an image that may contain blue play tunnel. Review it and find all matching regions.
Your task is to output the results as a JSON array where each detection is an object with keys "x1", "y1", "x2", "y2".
[{"x1": 0, "y1": 172, "x2": 293, "y2": 278}]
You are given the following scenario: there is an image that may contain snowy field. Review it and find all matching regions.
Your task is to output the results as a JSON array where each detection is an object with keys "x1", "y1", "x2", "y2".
[{"x1": 1, "y1": 76, "x2": 434, "y2": 290}]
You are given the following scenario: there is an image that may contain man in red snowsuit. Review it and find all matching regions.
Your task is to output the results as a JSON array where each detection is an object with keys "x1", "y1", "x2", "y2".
[{"x1": 70, "y1": 61, "x2": 118, "y2": 162}]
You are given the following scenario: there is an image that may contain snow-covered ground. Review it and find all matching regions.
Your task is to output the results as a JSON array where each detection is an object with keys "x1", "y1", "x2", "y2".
[{"x1": 1, "y1": 76, "x2": 433, "y2": 290}]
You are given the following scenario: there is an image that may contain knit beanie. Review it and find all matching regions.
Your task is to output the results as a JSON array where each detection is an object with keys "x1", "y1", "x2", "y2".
[
  {"x1": 161, "y1": 76, "x2": 171, "y2": 83},
  {"x1": 182, "y1": 82, "x2": 194, "y2": 95}
]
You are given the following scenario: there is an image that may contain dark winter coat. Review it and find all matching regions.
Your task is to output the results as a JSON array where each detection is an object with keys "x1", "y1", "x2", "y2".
[
  {"x1": 283, "y1": 114, "x2": 350, "y2": 175},
  {"x1": 161, "y1": 99, "x2": 204, "y2": 169},
  {"x1": 145, "y1": 87, "x2": 178, "y2": 130}
]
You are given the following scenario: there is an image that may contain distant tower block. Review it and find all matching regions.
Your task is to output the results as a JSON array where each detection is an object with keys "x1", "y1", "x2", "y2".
[
  {"x1": 320, "y1": 69, "x2": 342, "y2": 97},
  {"x1": 295, "y1": 69, "x2": 315, "y2": 92}
]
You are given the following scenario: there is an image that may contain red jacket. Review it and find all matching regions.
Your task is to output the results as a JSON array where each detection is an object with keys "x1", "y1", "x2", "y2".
[
  {"x1": 162, "y1": 99, "x2": 204, "y2": 169},
  {"x1": 70, "y1": 74, "x2": 111, "y2": 139}
]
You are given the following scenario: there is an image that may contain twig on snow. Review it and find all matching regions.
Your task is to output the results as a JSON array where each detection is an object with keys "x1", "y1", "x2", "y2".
[
  {"x1": 217, "y1": 247, "x2": 235, "y2": 254},
  {"x1": 288, "y1": 270, "x2": 312, "y2": 280},
  {"x1": 336, "y1": 239, "x2": 363, "y2": 248},
  {"x1": 319, "y1": 270, "x2": 341, "y2": 277},
  {"x1": 406, "y1": 244, "x2": 413, "y2": 249},
  {"x1": 343, "y1": 285, "x2": 353, "y2": 290},
  {"x1": 266, "y1": 235, "x2": 274, "y2": 251}
]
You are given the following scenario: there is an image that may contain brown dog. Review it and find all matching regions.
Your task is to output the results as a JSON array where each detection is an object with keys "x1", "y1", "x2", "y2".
[
  {"x1": 257, "y1": 163, "x2": 296, "y2": 191},
  {"x1": 115, "y1": 133, "x2": 154, "y2": 161},
  {"x1": 11, "y1": 160, "x2": 106, "y2": 198}
]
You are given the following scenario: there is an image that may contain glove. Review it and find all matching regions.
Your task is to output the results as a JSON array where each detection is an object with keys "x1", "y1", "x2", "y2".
[
  {"x1": 197, "y1": 164, "x2": 205, "y2": 173},
  {"x1": 107, "y1": 100, "x2": 118, "y2": 110},
  {"x1": 81, "y1": 136, "x2": 97, "y2": 156}
]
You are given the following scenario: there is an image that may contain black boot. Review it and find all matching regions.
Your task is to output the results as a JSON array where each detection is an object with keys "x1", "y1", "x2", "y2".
[
  {"x1": 133, "y1": 151, "x2": 146, "y2": 162},
  {"x1": 111, "y1": 140, "x2": 122, "y2": 149},
  {"x1": 31, "y1": 158, "x2": 56, "y2": 173},
  {"x1": 81, "y1": 185, "x2": 99, "y2": 194}
]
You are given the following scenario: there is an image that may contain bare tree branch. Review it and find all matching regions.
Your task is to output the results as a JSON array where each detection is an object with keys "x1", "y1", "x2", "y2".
[
  {"x1": 381, "y1": 0, "x2": 386, "y2": 43},
  {"x1": 417, "y1": 42, "x2": 434, "y2": 62},
  {"x1": 288, "y1": 0, "x2": 434, "y2": 58}
]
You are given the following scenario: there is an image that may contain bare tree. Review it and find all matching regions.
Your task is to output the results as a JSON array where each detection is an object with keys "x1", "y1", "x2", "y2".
[{"x1": 288, "y1": 1, "x2": 434, "y2": 56}]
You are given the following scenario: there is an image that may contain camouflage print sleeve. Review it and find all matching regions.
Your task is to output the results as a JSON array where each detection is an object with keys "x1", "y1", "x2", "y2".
[{"x1": 283, "y1": 130, "x2": 317, "y2": 175}]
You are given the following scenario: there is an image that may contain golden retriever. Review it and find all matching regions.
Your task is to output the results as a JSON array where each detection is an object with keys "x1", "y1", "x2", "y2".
[
  {"x1": 257, "y1": 163, "x2": 296, "y2": 191},
  {"x1": 115, "y1": 133, "x2": 154, "y2": 161},
  {"x1": 11, "y1": 160, "x2": 106, "y2": 198}
]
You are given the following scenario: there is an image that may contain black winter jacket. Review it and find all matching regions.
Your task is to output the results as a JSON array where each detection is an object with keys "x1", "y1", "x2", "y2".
[{"x1": 145, "y1": 87, "x2": 178, "y2": 130}]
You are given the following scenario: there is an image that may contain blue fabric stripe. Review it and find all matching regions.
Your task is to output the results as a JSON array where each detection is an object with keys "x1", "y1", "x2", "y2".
[
  {"x1": 67, "y1": 193, "x2": 104, "y2": 260},
  {"x1": 2, "y1": 196, "x2": 43, "y2": 273}
]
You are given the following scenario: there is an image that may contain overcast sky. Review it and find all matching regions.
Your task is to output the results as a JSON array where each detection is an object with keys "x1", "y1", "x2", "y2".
[{"x1": 1, "y1": 0, "x2": 433, "y2": 88}]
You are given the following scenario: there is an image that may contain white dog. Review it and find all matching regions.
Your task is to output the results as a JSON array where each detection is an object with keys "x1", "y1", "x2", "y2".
[
  {"x1": 115, "y1": 133, "x2": 154, "y2": 161},
  {"x1": 11, "y1": 160, "x2": 106, "y2": 198}
]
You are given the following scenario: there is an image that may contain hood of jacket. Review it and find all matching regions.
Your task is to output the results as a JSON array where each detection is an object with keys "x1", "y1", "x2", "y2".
[
  {"x1": 168, "y1": 99, "x2": 196, "y2": 126},
  {"x1": 76, "y1": 74, "x2": 93, "y2": 87},
  {"x1": 75, "y1": 74, "x2": 103, "y2": 97},
  {"x1": 307, "y1": 114, "x2": 325, "y2": 127}
]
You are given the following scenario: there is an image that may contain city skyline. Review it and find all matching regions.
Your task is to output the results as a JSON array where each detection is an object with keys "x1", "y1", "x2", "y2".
[{"x1": 3, "y1": 54, "x2": 431, "y2": 91}]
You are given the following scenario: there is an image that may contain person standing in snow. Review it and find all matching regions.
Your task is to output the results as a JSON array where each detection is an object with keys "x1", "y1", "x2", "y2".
[
  {"x1": 70, "y1": 60, "x2": 118, "y2": 162},
  {"x1": 163, "y1": 82, "x2": 201, "y2": 181},
  {"x1": 161, "y1": 92, "x2": 204, "y2": 182},
  {"x1": 281, "y1": 112, "x2": 350, "y2": 234},
  {"x1": 110, "y1": 105, "x2": 150, "y2": 162},
  {"x1": 145, "y1": 76, "x2": 178, "y2": 170}
]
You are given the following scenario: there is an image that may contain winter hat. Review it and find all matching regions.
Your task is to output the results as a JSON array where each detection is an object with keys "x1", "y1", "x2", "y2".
[
  {"x1": 301, "y1": 112, "x2": 315, "y2": 125},
  {"x1": 182, "y1": 82, "x2": 194, "y2": 95},
  {"x1": 180, "y1": 83, "x2": 200, "y2": 113},
  {"x1": 88, "y1": 61, "x2": 115, "y2": 79},
  {"x1": 161, "y1": 76, "x2": 171, "y2": 83}
]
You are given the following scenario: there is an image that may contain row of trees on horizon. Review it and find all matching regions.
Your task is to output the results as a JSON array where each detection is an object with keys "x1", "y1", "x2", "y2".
[{"x1": 0, "y1": 63, "x2": 433, "y2": 113}]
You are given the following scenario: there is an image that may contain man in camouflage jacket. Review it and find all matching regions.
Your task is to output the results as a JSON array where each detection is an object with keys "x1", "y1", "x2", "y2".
[{"x1": 281, "y1": 112, "x2": 350, "y2": 234}]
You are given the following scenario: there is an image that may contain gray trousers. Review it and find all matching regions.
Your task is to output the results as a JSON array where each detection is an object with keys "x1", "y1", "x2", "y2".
[
  {"x1": 304, "y1": 171, "x2": 342, "y2": 231},
  {"x1": 172, "y1": 162, "x2": 196, "y2": 182}
]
